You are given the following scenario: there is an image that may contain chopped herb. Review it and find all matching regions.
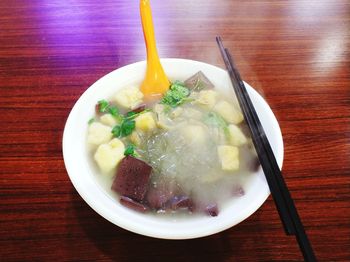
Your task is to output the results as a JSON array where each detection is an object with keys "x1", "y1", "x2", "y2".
[
  {"x1": 108, "y1": 107, "x2": 151, "y2": 138},
  {"x1": 111, "y1": 125, "x2": 121, "y2": 137},
  {"x1": 108, "y1": 105, "x2": 119, "y2": 117},
  {"x1": 120, "y1": 119, "x2": 136, "y2": 137},
  {"x1": 88, "y1": 117, "x2": 95, "y2": 125},
  {"x1": 97, "y1": 99, "x2": 109, "y2": 113},
  {"x1": 125, "y1": 108, "x2": 151, "y2": 120},
  {"x1": 124, "y1": 144, "x2": 136, "y2": 157},
  {"x1": 126, "y1": 111, "x2": 137, "y2": 118},
  {"x1": 97, "y1": 100, "x2": 122, "y2": 120},
  {"x1": 112, "y1": 119, "x2": 136, "y2": 138},
  {"x1": 203, "y1": 112, "x2": 230, "y2": 138},
  {"x1": 161, "y1": 81, "x2": 190, "y2": 108}
]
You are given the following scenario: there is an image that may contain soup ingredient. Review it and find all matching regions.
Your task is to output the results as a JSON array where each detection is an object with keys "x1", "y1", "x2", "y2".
[
  {"x1": 120, "y1": 196, "x2": 149, "y2": 213},
  {"x1": 145, "y1": 180, "x2": 176, "y2": 210},
  {"x1": 217, "y1": 145, "x2": 239, "y2": 171},
  {"x1": 112, "y1": 156, "x2": 152, "y2": 202},
  {"x1": 100, "y1": 114, "x2": 118, "y2": 127},
  {"x1": 169, "y1": 107, "x2": 183, "y2": 119},
  {"x1": 214, "y1": 100, "x2": 243, "y2": 124},
  {"x1": 195, "y1": 90, "x2": 217, "y2": 108},
  {"x1": 168, "y1": 195, "x2": 193, "y2": 211},
  {"x1": 203, "y1": 111, "x2": 229, "y2": 138},
  {"x1": 161, "y1": 81, "x2": 190, "y2": 108},
  {"x1": 112, "y1": 119, "x2": 136, "y2": 138},
  {"x1": 232, "y1": 186, "x2": 245, "y2": 197},
  {"x1": 184, "y1": 71, "x2": 215, "y2": 91},
  {"x1": 205, "y1": 204, "x2": 218, "y2": 217},
  {"x1": 88, "y1": 117, "x2": 95, "y2": 125},
  {"x1": 131, "y1": 104, "x2": 146, "y2": 113},
  {"x1": 96, "y1": 99, "x2": 109, "y2": 113},
  {"x1": 129, "y1": 131, "x2": 142, "y2": 146},
  {"x1": 124, "y1": 144, "x2": 137, "y2": 157},
  {"x1": 96, "y1": 99, "x2": 120, "y2": 117},
  {"x1": 228, "y1": 124, "x2": 247, "y2": 146},
  {"x1": 87, "y1": 122, "x2": 113, "y2": 146},
  {"x1": 135, "y1": 111, "x2": 157, "y2": 133},
  {"x1": 114, "y1": 86, "x2": 144, "y2": 109},
  {"x1": 94, "y1": 138, "x2": 125, "y2": 173},
  {"x1": 88, "y1": 71, "x2": 258, "y2": 217},
  {"x1": 181, "y1": 124, "x2": 207, "y2": 145}
]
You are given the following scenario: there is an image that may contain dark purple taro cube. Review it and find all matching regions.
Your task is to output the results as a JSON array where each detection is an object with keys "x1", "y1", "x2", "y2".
[
  {"x1": 232, "y1": 186, "x2": 245, "y2": 197},
  {"x1": 130, "y1": 104, "x2": 146, "y2": 113},
  {"x1": 119, "y1": 196, "x2": 148, "y2": 213},
  {"x1": 146, "y1": 183, "x2": 174, "y2": 210},
  {"x1": 112, "y1": 156, "x2": 152, "y2": 202},
  {"x1": 184, "y1": 71, "x2": 214, "y2": 90},
  {"x1": 205, "y1": 204, "x2": 218, "y2": 217},
  {"x1": 168, "y1": 196, "x2": 193, "y2": 211}
]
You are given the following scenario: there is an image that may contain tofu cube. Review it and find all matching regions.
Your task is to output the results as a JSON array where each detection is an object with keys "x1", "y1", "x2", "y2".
[
  {"x1": 94, "y1": 138, "x2": 125, "y2": 174},
  {"x1": 87, "y1": 122, "x2": 113, "y2": 146},
  {"x1": 195, "y1": 90, "x2": 218, "y2": 108},
  {"x1": 100, "y1": 113, "x2": 118, "y2": 127},
  {"x1": 113, "y1": 86, "x2": 143, "y2": 109},
  {"x1": 135, "y1": 112, "x2": 156, "y2": 133},
  {"x1": 214, "y1": 100, "x2": 243, "y2": 124},
  {"x1": 228, "y1": 124, "x2": 247, "y2": 146},
  {"x1": 217, "y1": 145, "x2": 239, "y2": 171}
]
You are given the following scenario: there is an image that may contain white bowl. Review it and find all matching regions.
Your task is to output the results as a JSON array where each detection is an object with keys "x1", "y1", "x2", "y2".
[{"x1": 62, "y1": 58, "x2": 283, "y2": 239}]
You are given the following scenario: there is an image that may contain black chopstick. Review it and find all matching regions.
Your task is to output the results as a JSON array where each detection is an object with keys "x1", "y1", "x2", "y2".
[
  {"x1": 216, "y1": 37, "x2": 295, "y2": 236},
  {"x1": 216, "y1": 36, "x2": 316, "y2": 262}
]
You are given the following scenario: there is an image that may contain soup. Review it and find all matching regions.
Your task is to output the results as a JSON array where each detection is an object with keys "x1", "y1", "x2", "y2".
[{"x1": 87, "y1": 71, "x2": 259, "y2": 216}]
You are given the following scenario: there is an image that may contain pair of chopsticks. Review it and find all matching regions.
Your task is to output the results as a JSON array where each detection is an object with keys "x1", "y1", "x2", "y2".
[{"x1": 216, "y1": 36, "x2": 316, "y2": 262}]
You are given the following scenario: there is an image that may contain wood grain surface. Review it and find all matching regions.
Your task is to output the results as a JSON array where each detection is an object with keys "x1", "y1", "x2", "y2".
[{"x1": 0, "y1": 0, "x2": 349, "y2": 261}]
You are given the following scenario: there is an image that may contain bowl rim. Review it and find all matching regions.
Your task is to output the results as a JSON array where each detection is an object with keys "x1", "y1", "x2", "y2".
[{"x1": 62, "y1": 58, "x2": 284, "y2": 239}]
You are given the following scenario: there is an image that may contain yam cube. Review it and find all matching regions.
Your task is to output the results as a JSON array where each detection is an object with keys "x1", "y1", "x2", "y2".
[
  {"x1": 195, "y1": 90, "x2": 218, "y2": 108},
  {"x1": 100, "y1": 113, "x2": 118, "y2": 127},
  {"x1": 94, "y1": 138, "x2": 125, "y2": 174},
  {"x1": 217, "y1": 145, "x2": 239, "y2": 171},
  {"x1": 112, "y1": 156, "x2": 152, "y2": 202},
  {"x1": 228, "y1": 124, "x2": 247, "y2": 146},
  {"x1": 113, "y1": 86, "x2": 143, "y2": 110},
  {"x1": 135, "y1": 112, "x2": 156, "y2": 133},
  {"x1": 87, "y1": 122, "x2": 112, "y2": 146},
  {"x1": 214, "y1": 100, "x2": 243, "y2": 124}
]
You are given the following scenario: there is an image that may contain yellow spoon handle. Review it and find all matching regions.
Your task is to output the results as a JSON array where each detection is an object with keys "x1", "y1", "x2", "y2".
[
  {"x1": 140, "y1": 0, "x2": 170, "y2": 98},
  {"x1": 140, "y1": 0, "x2": 158, "y2": 64}
]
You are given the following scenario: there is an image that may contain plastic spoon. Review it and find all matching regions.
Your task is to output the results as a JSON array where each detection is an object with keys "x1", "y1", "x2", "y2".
[{"x1": 140, "y1": 0, "x2": 170, "y2": 100}]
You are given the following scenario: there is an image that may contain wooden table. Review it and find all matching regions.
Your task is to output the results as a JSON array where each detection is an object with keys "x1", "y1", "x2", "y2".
[{"x1": 1, "y1": 0, "x2": 349, "y2": 261}]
